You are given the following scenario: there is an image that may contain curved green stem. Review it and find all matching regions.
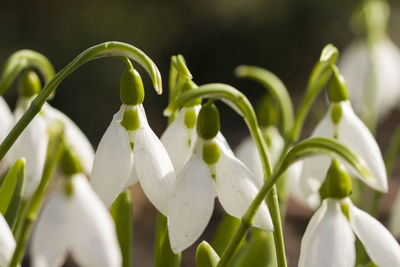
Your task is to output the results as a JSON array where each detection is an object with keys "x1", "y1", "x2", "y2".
[
  {"x1": 234, "y1": 65, "x2": 294, "y2": 139},
  {"x1": 0, "y1": 50, "x2": 55, "y2": 95},
  {"x1": 0, "y1": 41, "x2": 162, "y2": 161}
]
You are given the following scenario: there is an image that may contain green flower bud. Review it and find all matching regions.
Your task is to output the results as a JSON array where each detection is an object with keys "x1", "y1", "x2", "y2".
[
  {"x1": 197, "y1": 103, "x2": 220, "y2": 140},
  {"x1": 203, "y1": 141, "x2": 221, "y2": 165},
  {"x1": 120, "y1": 107, "x2": 140, "y2": 131},
  {"x1": 61, "y1": 146, "x2": 82, "y2": 176},
  {"x1": 120, "y1": 68, "x2": 145, "y2": 105},
  {"x1": 181, "y1": 80, "x2": 202, "y2": 107},
  {"x1": 319, "y1": 159, "x2": 352, "y2": 200},
  {"x1": 256, "y1": 94, "x2": 278, "y2": 128},
  {"x1": 196, "y1": 241, "x2": 220, "y2": 267},
  {"x1": 18, "y1": 69, "x2": 41, "y2": 98},
  {"x1": 330, "y1": 103, "x2": 343, "y2": 125},
  {"x1": 328, "y1": 65, "x2": 348, "y2": 103}
]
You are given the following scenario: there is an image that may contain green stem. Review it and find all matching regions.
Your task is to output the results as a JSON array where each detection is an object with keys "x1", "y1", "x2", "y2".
[
  {"x1": 9, "y1": 123, "x2": 65, "y2": 267},
  {"x1": 0, "y1": 41, "x2": 162, "y2": 161}
]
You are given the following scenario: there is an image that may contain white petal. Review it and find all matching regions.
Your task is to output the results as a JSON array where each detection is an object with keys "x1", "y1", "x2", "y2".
[
  {"x1": 69, "y1": 174, "x2": 122, "y2": 267},
  {"x1": 90, "y1": 119, "x2": 132, "y2": 206},
  {"x1": 299, "y1": 199, "x2": 355, "y2": 267},
  {"x1": 349, "y1": 200, "x2": 400, "y2": 266},
  {"x1": 161, "y1": 106, "x2": 200, "y2": 173},
  {"x1": 9, "y1": 107, "x2": 48, "y2": 199},
  {"x1": 215, "y1": 150, "x2": 273, "y2": 231},
  {"x1": 0, "y1": 214, "x2": 15, "y2": 267},
  {"x1": 31, "y1": 183, "x2": 71, "y2": 267},
  {"x1": 337, "y1": 102, "x2": 387, "y2": 192},
  {"x1": 42, "y1": 103, "x2": 95, "y2": 174},
  {"x1": 134, "y1": 106, "x2": 176, "y2": 215},
  {"x1": 168, "y1": 139, "x2": 215, "y2": 253},
  {"x1": 235, "y1": 136, "x2": 264, "y2": 182},
  {"x1": 389, "y1": 190, "x2": 400, "y2": 237},
  {"x1": 0, "y1": 97, "x2": 13, "y2": 142}
]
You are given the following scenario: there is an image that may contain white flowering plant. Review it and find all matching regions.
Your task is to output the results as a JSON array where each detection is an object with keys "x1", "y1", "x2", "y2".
[{"x1": 0, "y1": 2, "x2": 400, "y2": 266}]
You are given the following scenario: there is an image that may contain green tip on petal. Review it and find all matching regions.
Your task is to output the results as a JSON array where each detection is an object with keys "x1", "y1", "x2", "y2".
[
  {"x1": 203, "y1": 141, "x2": 221, "y2": 165},
  {"x1": 328, "y1": 65, "x2": 348, "y2": 102},
  {"x1": 330, "y1": 103, "x2": 343, "y2": 125},
  {"x1": 18, "y1": 69, "x2": 41, "y2": 97},
  {"x1": 197, "y1": 103, "x2": 220, "y2": 140},
  {"x1": 120, "y1": 107, "x2": 140, "y2": 131},
  {"x1": 320, "y1": 159, "x2": 352, "y2": 200},
  {"x1": 61, "y1": 146, "x2": 83, "y2": 176},
  {"x1": 120, "y1": 68, "x2": 145, "y2": 105}
]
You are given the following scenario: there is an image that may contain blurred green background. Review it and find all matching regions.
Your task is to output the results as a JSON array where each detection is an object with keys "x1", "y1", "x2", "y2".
[{"x1": 1, "y1": 0, "x2": 400, "y2": 266}]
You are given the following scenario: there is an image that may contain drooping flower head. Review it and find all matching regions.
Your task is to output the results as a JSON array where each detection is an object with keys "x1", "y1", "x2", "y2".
[
  {"x1": 168, "y1": 102, "x2": 273, "y2": 253},
  {"x1": 90, "y1": 65, "x2": 175, "y2": 214},
  {"x1": 31, "y1": 147, "x2": 121, "y2": 267},
  {"x1": 299, "y1": 160, "x2": 400, "y2": 267},
  {"x1": 298, "y1": 65, "x2": 387, "y2": 208}
]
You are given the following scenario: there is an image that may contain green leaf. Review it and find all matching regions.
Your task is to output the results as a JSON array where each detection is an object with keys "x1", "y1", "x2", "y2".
[
  {"x1": 196, "y1": 241, "x2": 220, "y2": 267},
  {"x1": 229, "y1": 229, "x2": 277, "y2": 267},
  {"x1": 0, "y1": 158, "x2": 25, "y2": 228},
  {"x1": 212, "y1": 215, "x2": 244, "y2": 256},
  {"x1": 110, "y1": 189, "x2": 133, "y2": 267},
  {"x1": 154, "y1": 213, "x2": 181, "y2": 267},
  {"x1": 234, "y1": 65, "x2": 294, "y2": 138}
]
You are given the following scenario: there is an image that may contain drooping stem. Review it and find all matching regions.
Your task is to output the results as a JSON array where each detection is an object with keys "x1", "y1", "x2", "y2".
[{"x1": 0, "y1": 41, "x2": 162, "y2": 161}]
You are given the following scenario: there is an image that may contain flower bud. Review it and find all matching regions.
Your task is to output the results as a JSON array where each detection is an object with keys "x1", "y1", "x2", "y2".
[
  {"x1": 120, "y1": 68, "x2": 144, "y2": 105},
  {"x1": 18, "y1": 69, "x2": 41, "y2": 98},
  {"x1": 197, "y1": 103, "x2": 220, "y2": 140},
  {"x1": 319, "y1": 159, "x2": 352, "y2": 200},
  {"x1": 328, "y1": 65, "x2": 348, "y2": 103}
]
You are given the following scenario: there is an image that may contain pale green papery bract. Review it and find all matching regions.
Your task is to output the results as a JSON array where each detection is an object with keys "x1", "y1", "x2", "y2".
[
  {"x1": 0, "y1": 97, "x2": 13, "y2": 173},
  {"x1": 160, "y1": 105, "x2": 201, "y2": 173},
  {"x1": 299, "y1": 100, "x2": 387, "y2": 208},
  {"x1": 299, "y1": 198, "x2": 400, "y2": 267},
  {"x1": 31, "y1": 173, "x2": 121, "y2": 267},
  {"x1": 0, "y1": 213, "x2": 16, "y2": 267},
  {"x1": 338, "y1": 38, "x2": 400, "y2": 121},
  {"x1": 90, "y1": 104, "x2": 175, "y2": 215},
  {"x1": 167, "y1": 133, "x2": 274, "y2": 253}
]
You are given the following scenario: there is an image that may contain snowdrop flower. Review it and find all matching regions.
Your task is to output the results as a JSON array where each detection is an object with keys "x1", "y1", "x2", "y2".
[
  {"x1": 91, "y1": 67, "x2": 175, "y2": 214},
  {"x1": 0, "y1": 96, "x2": 13, "y2": 172},
  {"x1": 299, "y1": 66, "x2": 387, "y2": 208},
  {"x1": 161, "y1": 80, "x2": 202, "y2": 173},
  {"x1": 31, "y1": 172, "x2": 121, "y2": 267},
  {"x1": 339, "y1": 38, "x2": 400, "y2": 121},
  {"x1": 168, "y1": 103, "x2": 273, "y2": 253},
  {"x1": 389, "y1": 189, "x2": 400, "y2": 237},
  {"x1": 299, "y1": 160, "x2": 400, "y2": 267},
  {"x1": 0, "y1": 213, "x2": 16, "y2": 266}
]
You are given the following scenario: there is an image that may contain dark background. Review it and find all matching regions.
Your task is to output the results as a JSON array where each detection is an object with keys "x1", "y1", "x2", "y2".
[{"x1": 1, "y1": 0, "x2": 400, "y2": 266}]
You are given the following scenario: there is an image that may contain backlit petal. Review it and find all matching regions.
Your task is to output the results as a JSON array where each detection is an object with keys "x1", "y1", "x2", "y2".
[
  {"x1": 349, "y1": 200, "x2": 400, "y2": 266},
  {"x1": 0, "y1": 214, "x2": 15, "y2": 267}
]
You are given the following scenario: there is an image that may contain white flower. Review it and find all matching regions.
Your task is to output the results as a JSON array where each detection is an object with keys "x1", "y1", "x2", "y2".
[
  {"x1": 389, "y1": 189, "x2": 400, "y2": 237},
  {"x1": 339, "y1": 38, "x2": 400, "y2": 121},
  {"x1": 299, "y1": 101, "x2": 387, "y2": 207},
  {"x1": 31, "y1": 174, "x2": 121, "y2": 267},
  {"x1": 235, "y1": 126, "x2": 307, "y2": 207},
  {"x1": 42, "y1": 103, "x2": 94, "y2": 175},
  {"x1": 161, "y1": 105, "x2": 201, "y2": 173},
  {"x1": 0, "y1": 96, "x2": 13, "y2": 172},
  {"x1": 0, "y1": 213, "x2": 16, "y2": 267},
  {"x1": 90, "y1": 104, "x2": 175, "y2": 214},
  {"x1": 168, "y1": 134, "x2": 273, "y2": 253},
  {"x1": 8, "y1": 97, "x2": 48, "y2": 199},
  {"x1": 299, "y1": 198, "x2": 400, "y2": 267}
]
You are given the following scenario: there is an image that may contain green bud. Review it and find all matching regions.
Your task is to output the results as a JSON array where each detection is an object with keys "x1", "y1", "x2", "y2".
[
  {"x1": 196, "y1": 241, "x2": 220, "y2": 267},
  {"x1": 328, "y1": 65, "x2": 348, "y2": 102},
  {"x1": 181, "y1": 80, "x2": 202, "y2": 107},
  {"x1": 120, "y1": 68, "x2": 145, "y2": 105},
  {"x1": 203, "y1": 141, "x2": 221, "y2": 165},
  {"x1": 184, "y1": 108, "x2": 197, "y2": 129},
  {"x1": 61, "y1": 146, "x2": 82, "y2": 176},
  {"x1": 197, "y1": 103, "x2": 220, "y2": 140},
  {"x1": 330, "y1": 103, "x2": 343, "y2": 125},
  {"x1": 120, "y1": 108, "x2": 140, "y2": 131},
  {"x1": 320, "y1": 159, "x2": 352, "y2": 200},
  {"x1": 18, "y1": 69, "x2": 41, "y2": 97},
  {"x1": 256, "y1": 94, "x2": 278, "y2": 128}
]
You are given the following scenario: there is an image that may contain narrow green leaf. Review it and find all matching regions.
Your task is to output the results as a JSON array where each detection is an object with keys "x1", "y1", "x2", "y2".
[
  {"x1": 154, "y1": 212, "x2": 181, "y2": 267},
  {"x1": 110, "y1": 189, "x2": 133, "y2": 267},
  {"x1": 212, "y1": 215, "x2": 244, "y2": 256},
  {"x1": 229, "y1": 229, "x2": 277, "y2": 267},
  {"x1": 0, "y1": 158, "x2": 25, "y2": 228},
  {"x1": 196, "y1": 241, "x2": 220, "y2": 267}
]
